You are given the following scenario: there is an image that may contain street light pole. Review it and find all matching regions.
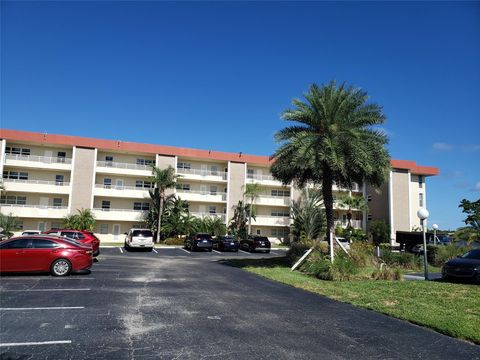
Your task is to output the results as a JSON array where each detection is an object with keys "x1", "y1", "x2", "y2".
[
  {"x1": 417, "y1": 208, "x2": 429, "y2": 281},
  {"x1": 432, "y1": 223, "x2": 439, "y2": 246}
]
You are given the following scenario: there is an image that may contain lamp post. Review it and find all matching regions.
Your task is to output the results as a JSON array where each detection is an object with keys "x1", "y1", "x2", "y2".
[
  {"x1": 417, "y1": 208, "x2": 429, "y2": 280},
  {"x1": 432, "y1": 223, "x2": 439, "y2": 246}
]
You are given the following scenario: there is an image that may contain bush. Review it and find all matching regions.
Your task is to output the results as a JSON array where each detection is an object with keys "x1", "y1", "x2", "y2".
[
  {"x1": 301, "y1": 251, "x2": 333, "y2": 280},
  {"x1": 368, "y1": 220, "x2": 391, "y2": 246},
  {"x1": 381, "y1": 249, "x2": 421, "y2": 270},
  {"x1": 330, "y1": 252, "x2": 359, "y2": 281},
  {"x1": 349, "y1": 242, "x2": 374, "y2": 267},
  {"x1": 163, "y1": 237, "x2": 185, "y2": 246},
  {"x1": 286, "y1": 242, "x2": 310, "y2": 266},
  {"x1": 428, "y1": 244, "x2": 471, "y2": 267},
  {"x1": 371, "y1": 266, "x2": 403, "y2": 281}
]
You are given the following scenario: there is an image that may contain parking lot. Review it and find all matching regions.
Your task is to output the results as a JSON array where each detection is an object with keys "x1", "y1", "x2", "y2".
[{"x1": 1, "y1": 248, "x2": 479, "y2": 360}]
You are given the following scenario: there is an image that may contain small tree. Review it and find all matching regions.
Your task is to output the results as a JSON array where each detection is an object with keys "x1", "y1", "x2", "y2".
[
  {"x1": 290, "y1": 188, "x2": 325, "y2": 242},
  {"x1": 459, "y1": 198, "x2": 480, "y2": 239},
  {"x1": 63, "y1": 209, "x2": 96, "y2": 231},
  {"x1": 228, "y1": 201, "x2": 253, "y2": 239},
  {"x1": 368, "y1": 220, "x2": 390, "y2": 246},
  {"x1": 243, "y1": 183, "x2": 263, "y2": 235},
  {"x1": 339, "y1": 194, "x2": 367, "y2": 229},
  {"x1": 0, "y1": 212, "x2": 21, "y2": 237}
]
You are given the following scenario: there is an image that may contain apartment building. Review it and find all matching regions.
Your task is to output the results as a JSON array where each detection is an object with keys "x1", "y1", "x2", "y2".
[{"x1": 0, "y1": 129, "x2": 438, "y2": 245}]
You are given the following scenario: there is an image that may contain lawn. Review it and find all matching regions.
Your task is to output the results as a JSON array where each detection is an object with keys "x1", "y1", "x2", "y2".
[{"x1": 226, "y1": 257, "x2": 480, "y2": 344}]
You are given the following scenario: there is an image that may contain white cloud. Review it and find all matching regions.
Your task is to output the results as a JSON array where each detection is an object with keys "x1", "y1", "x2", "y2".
[
  {"x1": 463, "y1": 144, "x2": 480, "y2": 152},
  {"x1": 433, "y1": 142, "x2": 453, "y2": 151},
  {"x1": 472, "y1": 181, "x2": 480, "y2": 192}
]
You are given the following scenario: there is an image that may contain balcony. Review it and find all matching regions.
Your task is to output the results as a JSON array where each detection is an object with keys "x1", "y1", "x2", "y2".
[
  {"x1": 256, "y1": 194, "x2": 291, "y2": 207},
  {"x1": 96, "y1": 161, "x2": 153, "y2": 177},
  {"x1": 176, "y1": 189, "x2": 227, "y2": 203},
  {"x1": 335, "y1": 219, "x2": 363, "y2": 229},
  {"x1": 4, "y1": 154, "x2": 72, "y2": 171},
  {"x1": 2, "y1": 179, "x2": 70, "y2": 195},
  {"x1": 0, "y1": 204, "x2": 68, "y2": 218},
  {"x1": 176, "y1": 168, "x2": 227, "y2": 182},
  {"x1": 252, "y1": 215, "x2": 290, "y2": 227},
  {"x1": 93, "y1": 184, "x2": 151, "y2": 199},
  {"x1": 92, "y1": 208, "x2": 147, "y2": 222},
  {"x1": 333, "y1": 182, "x2": 362, "y2": 193},
  {"x1": 190, "y1": 212, "x2": 226, "y2": 222},
  {"x1": 246, "y1": 173, "x2": 284, "y2": 186}
]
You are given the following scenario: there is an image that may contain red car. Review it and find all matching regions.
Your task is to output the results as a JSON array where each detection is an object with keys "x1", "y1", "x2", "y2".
[
  {"x1": 43, "y1": 229, "x2": 100, "y2": 257},
  {"x1": 0, "y1": 235, "x2": 93, "y2": 276}
]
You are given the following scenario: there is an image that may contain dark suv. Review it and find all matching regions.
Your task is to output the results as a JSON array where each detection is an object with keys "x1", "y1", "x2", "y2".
[
  {"x1": 185, "y1": 233, "x2": 213, "y2": 252},
  {"x1": 44, "y1": 229, "x2": 100, "y2": 257},
  {"x1": 240, "y1": 236, "x2": 271, "y2": 253},
  {"x1": 212, "y1": 235, "x2": 239, "y2": 252}
]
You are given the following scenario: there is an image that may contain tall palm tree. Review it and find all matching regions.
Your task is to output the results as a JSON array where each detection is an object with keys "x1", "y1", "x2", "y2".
[
  {"x1": 271, "y1": 81, "x2": 390, "y2": 248},
  {"x1": 243, "y1": 183, "x2": 263, "y2": 235},
  {"x1": 150, "y1": 165, "x2": 180, "y2": 243},
  {"x1": 339, "y1": 194, "x2": 367, "y2": 228}
]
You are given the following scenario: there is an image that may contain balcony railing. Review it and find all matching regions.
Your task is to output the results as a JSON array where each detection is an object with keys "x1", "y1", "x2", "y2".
[
  {"x1": 95, "y1": 184, "x2": 153, "y2": 191},
  {"x1": 96, "y1": 161, "x2": 153, "y2": 171},
  {"x1": 3, "y1": 179, "x2": 70, "y2": 186},
  {"x1": 247, "y1": 173, "x2": 277, "y2": 182},
  {"x1": 0, "y1": 204, "x2": 68, "y2": 210},
  {"x1": 5, "y1": 154, "x2": 72, "y2": 164},
  {"x1": 190, "y1": 212, "x2": 226, "y2": 222},
  {"x1": 335, "y1": 219, "x2": 363, "y2": 228},
  {"x1": 176, "y1": 189, "x2": 227, "y2": 199},
  {"x1": 176, "y1": 168, "x2": 228, "y2": 180},
  {"x1": 93, "y1": 208, "x2": 148, "y2": 213}
]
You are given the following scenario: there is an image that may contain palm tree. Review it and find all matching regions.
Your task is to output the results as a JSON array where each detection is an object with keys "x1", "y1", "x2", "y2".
[
  {"x1": 339, "y1": 194, "x2": 367, "y2": 228},
  {"x1": 150, "y1": 165, "x2": 180, "y2": 243},
  {"x1": 271, "y1": 81, "x2": 390, "y2": 252},
  {"x1": 243, "y1": 183, "x2": 263, "y2": 235},
  {"x1": 291, "y1": 188, "x2": 325, "y2": 242},
  {"x1": 228, "y1": 200, "x2": 253, "y2": 240},
  {"x1": 63, "y1": 209, "x2": 96, "y2": 231}
]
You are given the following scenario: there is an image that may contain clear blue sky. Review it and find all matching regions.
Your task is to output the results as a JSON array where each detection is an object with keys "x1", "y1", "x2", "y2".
[{"x1": 1, "y1": 1, "x2": 479, "y2": 230}]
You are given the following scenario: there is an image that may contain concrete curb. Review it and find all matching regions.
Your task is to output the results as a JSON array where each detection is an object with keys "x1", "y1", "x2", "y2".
[{"x1": 100, "y1": 245, "x2": 289, "y2": 250}]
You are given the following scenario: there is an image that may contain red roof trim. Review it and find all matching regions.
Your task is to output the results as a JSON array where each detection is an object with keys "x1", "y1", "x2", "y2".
[{"x1": 0, "y1": 129, "x2": 439, "y2": 175}]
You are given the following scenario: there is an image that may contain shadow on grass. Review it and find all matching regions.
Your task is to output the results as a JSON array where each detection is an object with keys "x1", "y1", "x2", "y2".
[{"x1": 219, "y1": 256, "x2": 290, "y2": 269}]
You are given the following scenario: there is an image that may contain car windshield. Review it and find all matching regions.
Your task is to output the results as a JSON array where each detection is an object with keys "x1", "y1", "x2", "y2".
[
  {"x1": 223, "y1": 236, "x2": 235, "y2": 241},
  {"x1": 132, "y1": 230, "x2": 153, "y2": 237},
  {"x1": 196, "y1": 234, "x2": 211, "y2": 240},
  {"x1": 460, "y1": 249, "x2": 480, "y2": 260}
]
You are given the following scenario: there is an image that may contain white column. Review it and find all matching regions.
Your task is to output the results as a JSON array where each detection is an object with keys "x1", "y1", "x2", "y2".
[{"x1": 388, "y1": 170, "x2": 395, "y2": 246}]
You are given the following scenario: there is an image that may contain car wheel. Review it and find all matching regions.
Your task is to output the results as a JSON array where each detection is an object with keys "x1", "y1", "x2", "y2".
[
  {"x1": 265, "y1": 250, "x2": 270, "y2": 254},
  {"x1": 51, "y1": 259, "x2": 72, "y2": 276},
  {"x1": 249, "y1": 246, "x2": 254, "y2": 253},
  {"x1": 124, "y1": 241, "x2": 129, "y2": 250},
  {"x1": 147, "y1": 247, "x2": 153, "y2": 252}
]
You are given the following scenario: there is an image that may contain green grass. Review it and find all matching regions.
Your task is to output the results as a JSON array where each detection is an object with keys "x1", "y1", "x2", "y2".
[{"x1": 225, "y1": 258, "x2": 480, "y2": 344}]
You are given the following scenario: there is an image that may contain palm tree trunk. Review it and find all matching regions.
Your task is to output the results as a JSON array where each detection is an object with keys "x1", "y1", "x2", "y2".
[
  {"x1": 157, "y1": 191, "x2": 164, "y2": 243},
  {"x1": 248, "y1": 200, "x2": 253, "y2": 235},
  {"x1": 322, "y1": 170, "x2": 335, "y2": 239}
]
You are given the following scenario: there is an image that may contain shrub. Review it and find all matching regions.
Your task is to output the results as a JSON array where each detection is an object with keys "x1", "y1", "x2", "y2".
[
  {"x1": 163, "y1": 237, "x2": 185, "y2": 246},
  {"x1": 301, "y1": 251, "x2": 333, "y2": 280},
  {"x1": 429, "y1": 244, "x2": 471, "y2": 267},
  {"x1": 371, "y1": 266, "x2": 403, "y2": 281},
  {"x1": 286, "y1": 242, "x2": 310, "y2": 266},
  {"x1": 381, "y1": 249, "x2": 421, "y2": 270},
  {"x1": 349, "y1": 241, "x2": 374, "y2": 267},
  {"x1": 368, "y1": 220, "x2": 391, "y2": 246},
  {"x1": 330, "y1": 252, "x2": 359, "y2": 281}
]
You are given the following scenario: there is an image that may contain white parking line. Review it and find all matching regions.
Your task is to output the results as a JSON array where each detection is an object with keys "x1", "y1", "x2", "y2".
[
  {"x1": 152, "y1": 248, "x2": 158, "y2": 253},
  {"x1": 239, "y1": 250, "x2": 251, "y2": 255},
  {"x1": 180, "y1": 248, "x2": 191, "y2": 255},
  {"x1": 1, "y1": 288, "x2": 90, "y2": 292},
  {"x1": 270, "y1": 251, "x2": 278, "y2": 255},
  {"x1": 118, "y1": 247, "x2": 124, "y2": 254},
  {"x1": 212, "y1": 250, "x2": 222, "y2": 255},
  {"x1": 1, "y1": 307, "x2": 84, "y2": 311},
  {"x1": 0, "y1": 340, "x2": 72, "y2": 347}
]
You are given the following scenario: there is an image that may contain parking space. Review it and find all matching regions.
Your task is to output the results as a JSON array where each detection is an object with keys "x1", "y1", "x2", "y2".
[{"x1": 1, "y1": 247, "x2": 478, "y2": 359}]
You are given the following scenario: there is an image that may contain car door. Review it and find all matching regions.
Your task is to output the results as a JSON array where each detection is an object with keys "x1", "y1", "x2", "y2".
[
  {"x1": 0, "y1": 238, "x2": 34, "y2": 272},
  {"x1": 30, "y1": 239, "x2": 63, "y2": 271}
]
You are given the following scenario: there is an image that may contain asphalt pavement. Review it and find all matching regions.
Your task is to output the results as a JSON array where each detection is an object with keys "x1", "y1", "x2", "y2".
[{"x1": 1, "y1": 248, "x2": 479, "y2": 359}]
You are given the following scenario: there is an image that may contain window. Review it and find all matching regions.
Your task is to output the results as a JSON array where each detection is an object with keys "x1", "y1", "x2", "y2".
[
  {"x1": 271, "y1": 189, "x2": 290, "y2": 197},
  {"x1": 102, "y1": 201, "x2": 111, "y2": 210},
  {"x1": 208, "y1": 206, "x2": 217, "y2": 214},
  {"x1": 177, "y1": 162, "x2": 191, "y2": 170},
  {"x1": 133, "y1": 202, "x2": 150, "y2": 211},
  {"x1": 53, "y1": 198, "x2": 63, "y2": 208},
  {"x1": 136, "y1": 159, "x2": 154, "y2": 166},
  {"x1": 419, "y1": 193, "x2": 424, "y2": 207},
  {"x1": 55, "y1": 175, "x2": 65, "y2": 185},
  {"x1": 419, "y1": 176, "x2": 424, "y2": 189},
  {"x1": 0, "y1": 195, "x2": 26, "y2": 205},
  {"x1": 211, "y1": 165, "x2": 218, "y2": 175},
  {"x1": 367, "y1": 195, "x2": 372, "y2": 202},
  {"x1": 0, "y1": 238, "x2": 32, "y2": 249},
  {"x1": 17, "y1": 220, "x2": 24, "y2": 231},
  {"x1": 37, "y1": 222, "x2": 46, "y2": 232},
  {"x1": 136, "y1": 180, "x2": 152, "y2": 189},
  {"x1": 247, "y1": 169, "x2": 255, "y2": 178},
  {"x1": 105, "y1": 156, "x2": 113, "y2": 165},
  {"x1": 271, "y1": 210, "x2": 290, "y2": 217},
  {"x1": 51, "y1": 222, "x2": 61, "y2": 230},
  {"x1": 5, "y1": 147, "x2": 30, "y2": 155},
  {"x1": 367, "y1": 214, "x2": 373, "y2": 221},
  {"x1": 2, "y1": 171, "x2": 28, "y2": 180},
  {"x1": 256, "y1": 229, "x2": 261, "y2": 235},
  {"x1": 57, "y1": 151, "x2": 66, "y2": 163},
  {"x1": 210, "y1": 185, "x2": 217, "y2": 195},
  {"x1": 103, "y1": 178, "x2": 112, "y2": 189},
  {"x1": 99, "y1": 224, "x2": 108, "y2": 234},
  {"x1": 176, "y1": 183, "x2": 190, "y2": 191},
  {"x1": 33, "y1": 239, "x2": 60, "y2": 249},
  {"x1": 271, "y1": 228, "x2": 290, "y2": 237}
]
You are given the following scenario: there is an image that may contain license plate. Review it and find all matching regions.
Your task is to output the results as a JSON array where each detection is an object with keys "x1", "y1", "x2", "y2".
[
  {"x1": 230, "y1": 242, "x2": 235, "y2": 245},
  {"x1": 202, "y1": 240, "x2": 208, "y2": 243}
]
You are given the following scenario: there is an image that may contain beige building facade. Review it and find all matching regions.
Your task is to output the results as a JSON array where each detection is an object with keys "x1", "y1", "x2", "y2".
[{"x1": 0, "y1": 129, "x2": 438, "y2": 244}]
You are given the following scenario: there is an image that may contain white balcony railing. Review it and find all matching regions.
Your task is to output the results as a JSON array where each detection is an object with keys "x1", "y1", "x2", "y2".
[
  {"x1": 190, "y1": 212, "x2": 226, "y2": 222},
  {"x1": 177, "y1": 168, "x2": 228, "y2": 180},
  {"x1": 0, "y1": 204, "x2": 68, "y2": 210},
  {"x1": 95, "y1": 184, "x2": 153, "y2": 191},
  {"x1": 96, "y1": 161, "x2": 153, "y2": 171},
  {"x1": 5, "y1": 154, "x2": 72, "y2": 164},
  {"x1": 93, "y1": 207, "x2": 147, "y2": 213},
  {"x1": 176, "y1": 189, "x2": 227, "y2": 199},
  {"x1": 3, "y1": 179, "x2": 70, "y2": 187},
  {"x1": 92, "y1": 208, "x2": 147, "y2": 222},
  {"x1": 247, "y1": 173, "x2": 276, "y2": 181},
  {"x1": 0, "y1": 204, "x2": 69, "y2": 219},
  {"x1": 256, "y1": 194, "x2": 291, "y2": 206},
  {"x1": 253, "y1": 215, "x2": 290, "y2": 226},
  {"x1": 335, "y1": 219, "x2": 363, "y2": 228}
]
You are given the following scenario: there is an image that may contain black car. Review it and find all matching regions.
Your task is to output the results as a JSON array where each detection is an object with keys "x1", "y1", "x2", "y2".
[
  {"x1": 240, "y1": 235, "x2": 271, "y2": 253},
  {"x1": 185, "y1": 233, "x2": 213, "y2": 252},
  {"x1": 442, "y1": 249, "x2": 480, "y2": 283},
  {"x1": 212, "y1": 235, "x2": 239, "y2": 252}
]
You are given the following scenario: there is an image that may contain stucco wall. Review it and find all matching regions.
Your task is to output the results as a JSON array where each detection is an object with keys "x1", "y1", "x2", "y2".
[
  {"x1": 392, "y1": 170, "x2": 410, "y2": 233},
  {"x1": 69, "y1": 147, "x2": 96, "y2": 213},
  {"x1": 226, "y1": 162, "x2": 246, "y2": 222}
]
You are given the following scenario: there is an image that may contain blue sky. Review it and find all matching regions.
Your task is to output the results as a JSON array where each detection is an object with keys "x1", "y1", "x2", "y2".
[{"x1": 1, "y1": 1, "x2": 479, "y2": 230}]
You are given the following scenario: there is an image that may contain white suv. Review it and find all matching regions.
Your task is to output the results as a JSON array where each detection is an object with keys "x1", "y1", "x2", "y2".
[{"x1": 124, "y1": 229, "x2": 154, "y2": 251}]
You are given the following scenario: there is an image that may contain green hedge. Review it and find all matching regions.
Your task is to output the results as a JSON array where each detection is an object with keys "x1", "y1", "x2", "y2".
[{"x1": 163, "y1": 237, "x2": 185, "y2": 246}]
